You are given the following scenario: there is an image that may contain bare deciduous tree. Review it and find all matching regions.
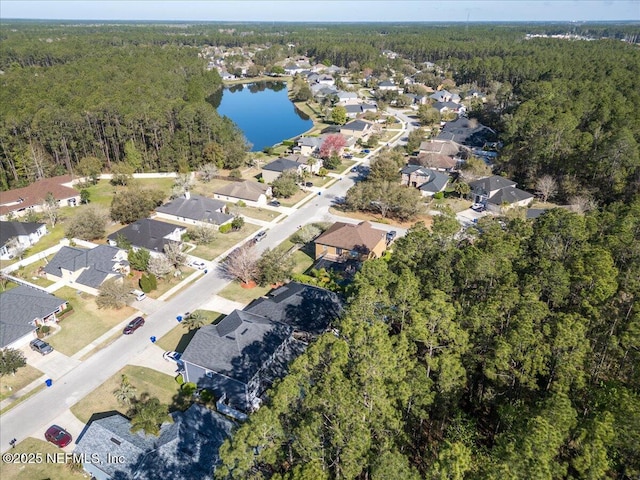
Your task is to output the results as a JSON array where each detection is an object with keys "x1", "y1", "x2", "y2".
[
  {"x1": 163, "y1": 242, "x2": 187, "y2": 270},
  {"x1": 189, "y1": 223, "x2": 217, "y2": 244},
  {"x1": 147, "y1": 254, "x2": 173, "y2": 278},
  {"x1": 536, "y1": 175, "x2": 558, "y2": 203},
  {"x1": 96, "y1": 278, "x2": 131, "y2": 309},
  {"x1": 568, "y1": 195, "x2": 597, "y2": 214},
  {"x1": 221, "y1": 244, "x2": 258, "y2": 284},
  {"x1": 42, "y1": 192, "x2": 60, "y2": 227},
  {"x1": 199, "y1": 163, "x2": 219, "y2": 182},
  {"x1": 172, "y1": 173, "x2": 194, "y2": 197}
]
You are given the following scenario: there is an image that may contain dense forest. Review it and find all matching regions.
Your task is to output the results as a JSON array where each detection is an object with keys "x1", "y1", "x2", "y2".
[{"x1": 217, "y1": 204, "x2": 640, "y2": 479}]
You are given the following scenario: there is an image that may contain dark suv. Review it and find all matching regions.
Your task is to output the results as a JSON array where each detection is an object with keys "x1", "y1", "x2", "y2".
[
  {"x1": 123, "y1": 316, "x2": 145, "y2": 335},
  {"x1": 30, "y1": 339, "x2": 54, "y2": 355}
]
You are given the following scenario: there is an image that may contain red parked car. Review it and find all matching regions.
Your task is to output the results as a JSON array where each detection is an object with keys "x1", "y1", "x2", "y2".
[
  {"x1": 123, "y1": 316, "x2": 145, "y2": 334},
  {"x1": 45, "y1": 425, "x2": 72, "y2": 448}
]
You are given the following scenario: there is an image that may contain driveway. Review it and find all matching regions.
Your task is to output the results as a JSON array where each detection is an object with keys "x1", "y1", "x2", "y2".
[
  {"x1": 37, "y1": 409, "x2": 87, "y2": 453},
  {"x1": 130, "y1": 344, "x2": 182, "y2": 377},
  {"x1": 23, "y1": 347, "x2": 81, "y2": 382},
  {"x1": 456, "y1": 208, "x2": 488, "y2": 227}
]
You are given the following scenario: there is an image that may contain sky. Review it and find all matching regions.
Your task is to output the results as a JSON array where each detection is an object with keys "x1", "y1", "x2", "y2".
[{"x1": 1, "y1": 0, "x2": 639, "y2": 22}]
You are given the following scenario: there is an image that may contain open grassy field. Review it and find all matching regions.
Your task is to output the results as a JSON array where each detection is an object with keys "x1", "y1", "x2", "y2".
[
  {"x1": 0, "y1": 438, "x2": 86, "y2": 480},
  {"x1": 47, "y1": 287, "x2": 136, "y2": 356},
  {"x1": 191, "y1": 223, "x2": 260, "y2": 260},
  {"x1": 217, "y1": 281, "x2": 272, "y2": 304},
  {"x1": 0, "y1": 364, "x2": 43, "y2": 402},
  {"x1": 71, "y1": 365, "x2": 180, "y2": 424},
  {"x1": 156, "y1": 310, "x2": 225, "y2": 353}
]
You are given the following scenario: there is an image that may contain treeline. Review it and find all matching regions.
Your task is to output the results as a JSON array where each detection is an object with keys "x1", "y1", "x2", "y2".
[
  {"x1": 217, "y1": 202, "x2": 640, "y2": 479},
  {"x1": 0, "y1": 33, "x2": 248, "y2": 190}
]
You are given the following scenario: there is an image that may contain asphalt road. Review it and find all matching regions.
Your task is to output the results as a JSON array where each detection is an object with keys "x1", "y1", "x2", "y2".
[{"x1": 0, "y1": 115, "x2": 409, "y2": 453}]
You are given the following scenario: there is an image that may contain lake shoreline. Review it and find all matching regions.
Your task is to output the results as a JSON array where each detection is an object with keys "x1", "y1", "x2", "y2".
[{"x1": 221, "y1": 76, "x2": 325, "y2": 150}]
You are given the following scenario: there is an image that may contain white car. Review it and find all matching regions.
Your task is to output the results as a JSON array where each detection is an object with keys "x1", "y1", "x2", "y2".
[
  {"x1": 163, "y1": 351, "x2": 182, "y2": 363},
  {"x1": 189, "y1": 260, "x2": 206, "y2": 270},
  {"x1": 471, "y1": 203, "x2": 485, "y2": 212}
]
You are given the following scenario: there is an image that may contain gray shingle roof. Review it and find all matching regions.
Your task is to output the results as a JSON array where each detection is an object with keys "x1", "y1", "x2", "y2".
[
  {"x1": 74, "y1": 404, "x2": 233, "y2": 480},
  {"x1": 181, "y1": 310, "x2": 292, "y2": 384},
  {"x1": 0, "y1": 221, "x2": 45, "y2": 245},
  {"x1": 245, "y1": 282, "x2": 343, "y2": 335},
  {"x1": 108, "y1": 219, "x2": 183, "y2": 253},
  {"x1": 488, "y1": 187, "x2": 534, "y2": 206},
  {"x1": 0, "y1": 286, "x2": 67, "y2": 347},
  {"x1": 263, "y1": 158, "x2": 301, "y2": 173},
  {"x1": 44, "y1": 245, "x2": 124, "y2": 288},
  {"x1": 468, "y1": 175, "x2": 517, "y2": 195},
  {"x1": 437, "y1": 117, "x2": 496, "y2": 147},
  {"x1": 342, "y1": 119, "x2": 371, "y2": 132},
  {"x1": 156, "y1": 194, "x2": 233, "y2": 225},
  {"x1": 213, "y1": 181, "x2": 270, "y2": 202}
]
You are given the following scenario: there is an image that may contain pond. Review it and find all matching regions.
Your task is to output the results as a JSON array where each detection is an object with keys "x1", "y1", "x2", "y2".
[{"x1": 209, "y1": 81, "x2": 313, "y2": 152}]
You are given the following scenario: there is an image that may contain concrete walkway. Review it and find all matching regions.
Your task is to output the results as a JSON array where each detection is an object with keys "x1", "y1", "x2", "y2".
[{"x1": 199, "y1": 295, "x2": 247, "y2": 314}]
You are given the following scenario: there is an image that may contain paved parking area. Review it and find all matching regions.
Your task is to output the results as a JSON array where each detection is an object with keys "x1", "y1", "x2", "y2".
[
  {"x1": 22, "y1": 347, "x2": 81, "y2": 381},
  {"x1": 456, "y1": 208, "x2": 488, "y2": 227},
  {"x1": 33, "y1": 409, "x2": 87, "y2": 452},
  {"x1": 130, "y1": 344, "x2": 181, "y2": 376}
]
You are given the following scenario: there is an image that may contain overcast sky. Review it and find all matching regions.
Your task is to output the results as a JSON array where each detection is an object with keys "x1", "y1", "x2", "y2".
[{"x1": 2, "y1": 1, "x2": 639, "y2": 22}]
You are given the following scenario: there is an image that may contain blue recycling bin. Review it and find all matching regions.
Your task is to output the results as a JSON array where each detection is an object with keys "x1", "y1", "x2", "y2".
[
  {"x1": 45, "y1": 379, "x2": 53, "y2": 387},
  {"x1": 150, "y1": 336, "x2": 156, "y2": 343},
  {"x1": 176, "y1": 315, "x2": 183, "y2": 322}
]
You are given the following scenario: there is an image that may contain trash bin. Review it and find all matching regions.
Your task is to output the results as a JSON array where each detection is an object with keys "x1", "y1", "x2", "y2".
[
  {"x1": 176, "y1": 315, "x2": 183, "y2": 322},
  {"x1": 150, "y1": 336, "x2": 156, "y2": 343},
  {"x1": 45, "y1": 379, "x2": 53, "y2": 387}
]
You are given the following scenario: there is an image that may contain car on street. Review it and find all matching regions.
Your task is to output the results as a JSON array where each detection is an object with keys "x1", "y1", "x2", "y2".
[
  {"x1": 123, "y1": 316, "x2": 145, "y2": 335},
  {"x1": 45, "y1": 425, "x2": 72, "y2": 448},
  {"x1": 30, "y1": 338, "x2": 54, "y2": 355},
  {"x1": 386, "y1": 230, "x2": 397, "y2": 243},
  {"x1": 189, "y1": 260, "x2": 206, "y2": 270},
  {"x1": 471, "y1": 203, "x2": 485, "y2": 212},
  {"x1": 163, "y1": 351, "x2": 182, "y2": 363},
  {"x1": 253, "y1": 231, "x2": 267, "y2": 243},
  {"x1": 268, "y1": 200, "x2": 281, "y2": 207}
]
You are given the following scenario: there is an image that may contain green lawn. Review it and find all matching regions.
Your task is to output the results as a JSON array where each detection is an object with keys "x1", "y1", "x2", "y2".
[
  {"x1": 191, "y1": 224, "x2": 260, "y2": 260},
  {"x1": 84, "y1": 177, "x2": 175, "y2": 208},
  {"x1": 10, "y1": 257, "x2": 55, "y2": 288},
  {"x1": 0, "y1": 438, "x2": 86, "y2": 480},
  {"x1": 156, "y1": 310, "x2": 225, "y2": 353},
  {"x1": 47, "y1": 287, "x2": 136, "y2": 356},
  {"x1": 231, "y1": 205, "x2": 280, "y2": 222},
  {"x1": 125, "y1": 271, "x2": 193, "y2": 300},
  {"x1": 0, "y1": 364, "x2": 44, "y2": 402},
  {"x1": 71, "y1": 365, "x2": 180, "y2": 424},
  {"x1": 218, "y1": 281, "x2": 272, "y2": 304}
]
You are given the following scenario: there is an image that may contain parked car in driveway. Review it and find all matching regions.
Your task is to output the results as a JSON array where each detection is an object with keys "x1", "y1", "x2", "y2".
[
  {"x1": 45, "y1": 425, "x2": 72, "y2": 448},
  {"x1": 189, "y1": 260, "x2": 206, "y2": 270},
  {"x1": 471, "y1": 203, "x2": 485, "y2": 212},
  {"x1": 386, "y1": 230, "x2": 397, "y2": 243},
  {"x1": 123, "y1": 316, "x2": 145, "y2": 334},
  {"x1": 269, "y1": 200, "x2": 281, "y2": 207},
  {"x1": 253, "y1": 231, "x2": 267, "y2": 243},
  {"x1": 163, "y1": 351, "x2": 182, "y2": 363},
  {"x1": 30, "y1": 338, "x2": 53, "y2": 355}
]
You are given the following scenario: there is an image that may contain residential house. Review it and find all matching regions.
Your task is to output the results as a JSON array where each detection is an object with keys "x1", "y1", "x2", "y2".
[
  {"x1": 429, "y1": 90, "x2": 461, "y2": 103},
  {"x1": 414, "y1": 139, "x2": 465, "y2": 172},
  {"x1": 400, "y1": 165, "x2": 450, "y2": 197},
  {"x1": 310, "y1": 83, "x2": 338, "y2": 100},
  {"x1": 262, "y1": 158, "x2": 304, "y2": 183},
  {"x1": 413, "y1": 153, "x2": 459, "y2": 172},
  {"x1": 74, "y1": 403, "x2": 234, "y2": 480},
  {"x1": 345, "y1": 104, "x2": 364, "y2": 119},
  {"x1": 213, "y1": 180, "x2": 272, "y2": 207},
  {"x1": 284, "y1": 63, "x2": 306, "y2": 75},
  {"x1": 0, "y1": 175, "x2": 80, "y2": 220},
  {"x1": 43, "y1": 245, "x2": 129, "y2": 295},
  {"x1": 377, "y1": 80, "x2": 398, "y2": 92},
  {"x1": 432, "y1": 101, "x2": 466, "y2": 115},
  {"x1": 0, "y1": 221, "x2": 47, "y2": 260},
  {"x1": 182, "y1": 310, "x2": 293, "y2": 412},
  {"x1": 340, "y1": 119, "x2": 374, "y2": 139},
  {"x1": 294, "y1": 136, "x2": 324, "y2": 156},
  {"x1": 468, "y1": 175, "x2": 534, "y2": 212},
  {"x1": 155, "y1": 193, "x2": 233, "y2": 228},
  {"x1": 282, "y1": 154, "x2": 321, "y2": 175},
  {"x1": 336, "y1": 91, "x2": 359, "y2": 105},
  {"x1": 244, "y1": 282, "x2": 344, "y2": 336},
  {"x1": 0, "y1": 285, "x2": 69, "y2": 349},
  {"x1": 314, "y1": 221, "x2": 387, "y2": 261},
  {"x1": 437, "y1": 117, "x2": 496, "y2": 148},
  {"x1": 107, "y1": 219, "x2": 185, "y2": 256}
]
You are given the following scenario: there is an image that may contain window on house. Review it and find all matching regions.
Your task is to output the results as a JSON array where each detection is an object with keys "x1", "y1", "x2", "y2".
[{"x1": 336, "y1": 248, "x2": 343, "y2": 255}]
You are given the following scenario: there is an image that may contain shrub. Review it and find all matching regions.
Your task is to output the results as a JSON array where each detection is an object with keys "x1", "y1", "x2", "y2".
[
  {"x1": 433, "y1": 191, "x2": 445, "y2": 199},
  {"x1": 231, "y1": 216, "x2": 245, "y2": 230},
  {"x1": 236, "y1": 200, "x2": 246, "y2": 207},
  {"x1": 199, "y1": 389, "x2": 215, "y2": 404},
  {"x1": 229, "y1": 169, "x2": 242, "y2": 179},
  {"x1": 219, "y1": 223, "x2": 233, "y2": 234},
  {"x1": 181, "y1": 382, "x2": 197, "y2": 396}
]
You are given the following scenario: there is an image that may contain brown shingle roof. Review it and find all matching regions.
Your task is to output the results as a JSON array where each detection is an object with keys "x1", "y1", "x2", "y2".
[
  {"x1": 0, "y1": 175, "x2": 78, "y2": 217},
  {"x1": 213, "y1": 181, "x2": 270, "y2": 202},
  {"x1": 314, "y1": 221, "x2": 386, "y2": 253},
  {"x1": 418, "y1": 140, "x2": 462, "y2": 157},
  {"x1": 415, "y1": 152, "x2": 458, "y2": 170}
]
